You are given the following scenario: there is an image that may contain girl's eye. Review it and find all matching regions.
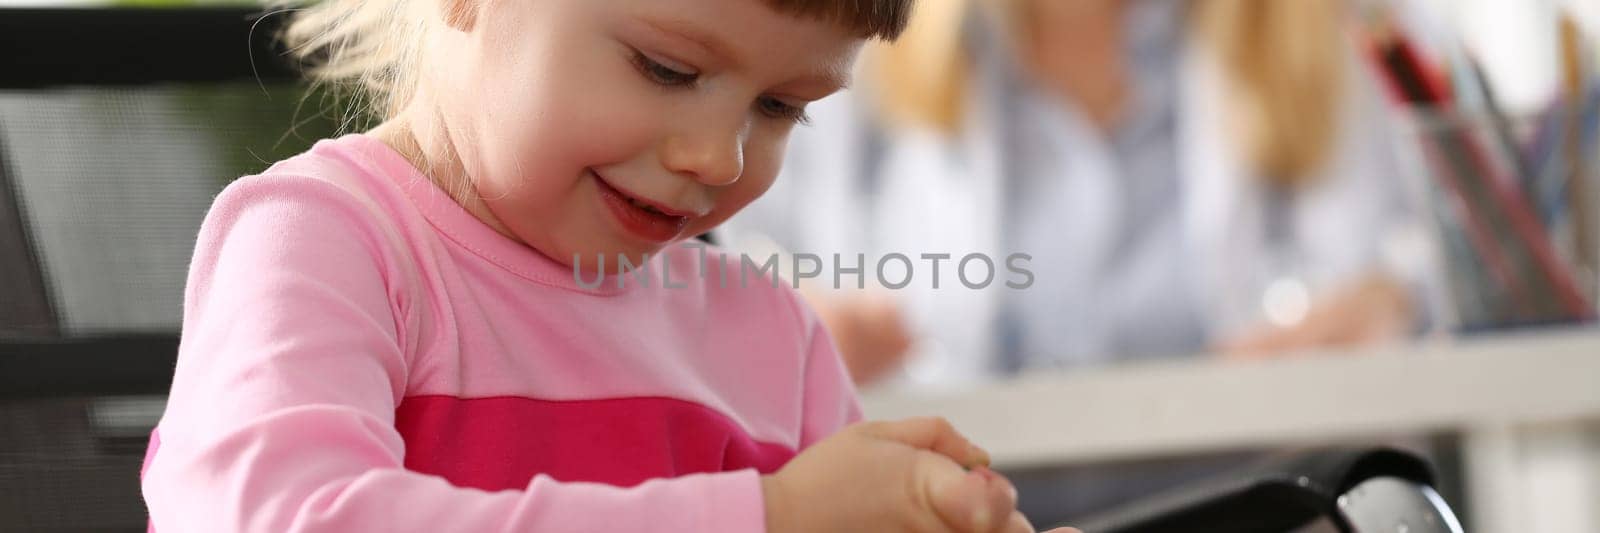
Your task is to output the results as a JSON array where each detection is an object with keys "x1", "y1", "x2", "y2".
[
  {"x1": 632, "y1": 51, "x2": 699, "y2": 87},
  {"x1": 757, "y1": 96, "x2": 810, "y2": 125}
]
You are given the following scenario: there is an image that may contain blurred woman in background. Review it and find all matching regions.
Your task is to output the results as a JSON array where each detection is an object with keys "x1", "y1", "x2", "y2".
[{"x1": 732, "y1": 0, "x2": 1433, "y2": 387}]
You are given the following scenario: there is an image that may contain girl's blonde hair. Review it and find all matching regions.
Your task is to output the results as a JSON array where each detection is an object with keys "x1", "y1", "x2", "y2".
[
  {"x1": 868, "y1": 0, "x2": 1348, "y2": 186},
  {"x1": 271, "y1": 0, "x2": 431, "y2": 128},
  {"x1": 271, "y1": 0, "x2": 915, "y2": 126}
]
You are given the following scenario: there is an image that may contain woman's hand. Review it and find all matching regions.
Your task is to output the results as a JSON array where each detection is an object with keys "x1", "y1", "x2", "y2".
[
  {"x1": 1219, "y1": 274, "x2": 1414, "y2": 359},
  {"x1": 763, "y1": 417, "x2": 1079, "y2": 533},
  {"x1": 808, "y1": 291, "x2": 916, "y2": 386}
]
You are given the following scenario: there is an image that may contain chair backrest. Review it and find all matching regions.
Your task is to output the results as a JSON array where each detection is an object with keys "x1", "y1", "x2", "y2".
[
  {"x1": 0, "y1": 127, "x2": 55, "y2": 337},
  {"x1": 0, "y1": 7, "x2": 333, "y2": 530},
  {"x1": 1, "y1": 7, "x2": 326, "y2": 342}
]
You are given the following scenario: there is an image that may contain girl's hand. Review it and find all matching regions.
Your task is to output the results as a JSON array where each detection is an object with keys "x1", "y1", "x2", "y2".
[{"x1": 762, "y1": 417, "x2": 1080, "y2": 533}]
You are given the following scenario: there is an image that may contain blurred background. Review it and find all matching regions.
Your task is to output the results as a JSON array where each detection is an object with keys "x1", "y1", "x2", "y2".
[{"x1": 1, "y1": 0, "x2": 1598, "y2": 531}]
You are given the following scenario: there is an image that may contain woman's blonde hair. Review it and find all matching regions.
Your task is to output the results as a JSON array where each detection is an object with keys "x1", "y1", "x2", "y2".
[
  {"x1": 271, "y1": 0, "x2": 916, "y2": 127},
  {"x1": 1194, "y1": 0, "x2": 1345, "y2": 186},
  {"x1": 868, "y1": 0, "x2": 1347, "y2": 186}
]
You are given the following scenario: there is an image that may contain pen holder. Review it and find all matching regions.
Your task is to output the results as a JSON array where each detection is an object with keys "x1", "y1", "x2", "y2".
[{"x1": 1392, "y1": 104, "x2": 1598, "y2": 332}]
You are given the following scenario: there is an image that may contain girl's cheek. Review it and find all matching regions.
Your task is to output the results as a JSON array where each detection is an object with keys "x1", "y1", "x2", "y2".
[
  {"x1": 704, "y1": 166, "x2": 779, "y2": 229},
  {"x1": 743, "y1": 136, "x2": 785, "y2": 188}
]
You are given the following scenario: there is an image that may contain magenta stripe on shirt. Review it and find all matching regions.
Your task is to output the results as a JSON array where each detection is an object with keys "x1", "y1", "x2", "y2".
[{"x1": 392, "y1": 395, "x2": 797, "y2": 490}]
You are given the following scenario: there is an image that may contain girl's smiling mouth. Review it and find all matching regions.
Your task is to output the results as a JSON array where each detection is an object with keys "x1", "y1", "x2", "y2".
[{"x1": 591, "y1": 169, "x2": 697, "y2": 243}]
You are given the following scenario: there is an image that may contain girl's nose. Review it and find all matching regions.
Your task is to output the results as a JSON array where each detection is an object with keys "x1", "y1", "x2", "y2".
[{"x1": 661, "y1": 119, "x2": 746, "y2": 187}]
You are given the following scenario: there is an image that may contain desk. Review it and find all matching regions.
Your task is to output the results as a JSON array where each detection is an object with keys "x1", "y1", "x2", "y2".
[{"x1": 861, "y1": 329, "x2": 1600, "y2": 532}]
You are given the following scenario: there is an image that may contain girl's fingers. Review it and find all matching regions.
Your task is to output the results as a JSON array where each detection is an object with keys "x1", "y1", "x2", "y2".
[
  {"x1": 860, "y1": 417, "x2": 991, "y2": 468},
  {"x1": 978, "y1": 469, "x2": 1022, "y2": 533},
  {"x1": 1006, "y1": 510, "x2": 1036, "y2": 533},
  {"x1": 924, "y1": 460, "x2": 1020, "y2": 533},
  {"x1": 927, "y1": 464, "x2": 994, "y2": 532}
]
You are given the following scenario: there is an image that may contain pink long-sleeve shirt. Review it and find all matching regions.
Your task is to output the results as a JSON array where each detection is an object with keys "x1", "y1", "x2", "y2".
[{"x1": 140, "y1": 134, "x2": 860, "y2": 532}]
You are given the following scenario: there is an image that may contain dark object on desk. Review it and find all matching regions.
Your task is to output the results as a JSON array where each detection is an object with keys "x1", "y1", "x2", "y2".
[
  {"x1": 1069, "y1": 447, "x2": 1463, "y2": 533},
  {"x1": 0, "y1": 7, "x2": 328, "y2": 531}
]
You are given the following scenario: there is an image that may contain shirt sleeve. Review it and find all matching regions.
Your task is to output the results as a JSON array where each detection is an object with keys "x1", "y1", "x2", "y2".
[
  {"x1": 142, "y1": 175, "x2": 766, "y2": 533},
  {"x1": 794, "y1": 297, "x2": 864, "y2": 448}
]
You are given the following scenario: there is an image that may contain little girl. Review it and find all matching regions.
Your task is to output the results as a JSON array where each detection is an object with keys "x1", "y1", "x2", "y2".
[{"x1": 138, "y1": 0, "x2": 1071, "y2": 532}]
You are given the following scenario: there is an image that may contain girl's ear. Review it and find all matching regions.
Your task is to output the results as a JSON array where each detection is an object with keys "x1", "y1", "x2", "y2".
[{"x1": 441, "y1": 0, "x2": 480, "y2": 32}]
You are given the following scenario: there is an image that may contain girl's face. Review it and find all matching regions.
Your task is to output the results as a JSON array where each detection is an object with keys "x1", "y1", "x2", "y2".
[{"x1": 428, "y1": 0, "x2": 863, "y2": 270}]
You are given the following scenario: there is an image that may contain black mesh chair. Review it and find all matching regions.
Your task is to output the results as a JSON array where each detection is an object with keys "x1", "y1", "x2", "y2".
[{"x1": 0, "y1": 7, "x2": 332, "y2": 530}]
